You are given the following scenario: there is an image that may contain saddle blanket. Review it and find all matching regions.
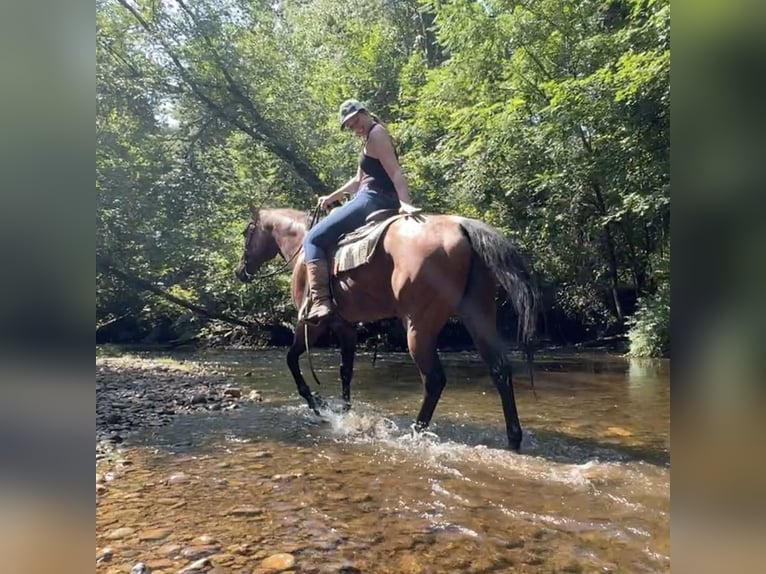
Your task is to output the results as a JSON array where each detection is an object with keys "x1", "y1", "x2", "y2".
[{"x1": 332, "y1": 212, "x2": 412, "y2": 273}]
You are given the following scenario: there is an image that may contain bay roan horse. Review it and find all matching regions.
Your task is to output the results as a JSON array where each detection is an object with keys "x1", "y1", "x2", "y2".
[{"x1": 235, "y1": 205, "x2": 537, "y2": 450}]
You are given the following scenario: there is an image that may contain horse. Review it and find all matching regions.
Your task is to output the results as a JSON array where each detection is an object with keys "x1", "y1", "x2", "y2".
[{"x1": 235, "y1": 204, "x2": 538, "y2": 450}]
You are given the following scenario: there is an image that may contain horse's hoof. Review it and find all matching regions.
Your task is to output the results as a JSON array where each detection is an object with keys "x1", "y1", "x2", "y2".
[
  {"x1": 508, "y1": 433, "x2": 522, "y2": 452},
  {"x1": 342, "y1": 402, "x2": 351, "y2": 413},
  {"x1": 311, "y1": 392, "x2": 328, "y2": 410}
]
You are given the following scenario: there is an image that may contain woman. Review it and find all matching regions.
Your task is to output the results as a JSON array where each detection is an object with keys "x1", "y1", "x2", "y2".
[{"x1": 302, "y1": 98, "x2": 417, "y2": 323}]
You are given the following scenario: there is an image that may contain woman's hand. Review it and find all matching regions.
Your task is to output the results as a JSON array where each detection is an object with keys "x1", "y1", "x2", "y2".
[
  {"x1": 317, "y1": 195, "x2": 335, "y2": 210},
  {"x1": 398, "y1": 201, "x2": 420, "y2": 215}
]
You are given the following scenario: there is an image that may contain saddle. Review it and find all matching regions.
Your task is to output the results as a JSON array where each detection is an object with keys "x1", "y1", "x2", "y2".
[{"x1": 330, "y1": 209, "x2": 423, "y2": 274}]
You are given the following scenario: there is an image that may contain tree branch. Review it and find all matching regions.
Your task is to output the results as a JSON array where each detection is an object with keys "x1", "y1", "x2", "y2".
[{"x1": 96, "y1": 254, "x2": 260, "y2": 331}]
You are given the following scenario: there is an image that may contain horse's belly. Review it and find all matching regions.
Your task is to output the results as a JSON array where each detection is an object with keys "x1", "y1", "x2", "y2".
[{"x1": 334, "y1": 259, "x2": 397, "y2": 323}]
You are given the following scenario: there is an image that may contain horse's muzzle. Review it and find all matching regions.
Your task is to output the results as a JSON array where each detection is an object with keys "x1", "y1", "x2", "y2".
[{"x1": 235, "y1": 263, "x2": 253, "y2": 283}]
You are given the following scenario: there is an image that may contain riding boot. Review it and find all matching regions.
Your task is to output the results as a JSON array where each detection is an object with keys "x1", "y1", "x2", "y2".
[{"x1": 305, "y1": 259, "x2": 335, "y2": 323}]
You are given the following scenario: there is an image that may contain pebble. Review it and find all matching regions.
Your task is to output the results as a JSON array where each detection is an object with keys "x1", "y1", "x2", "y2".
[
  {"x1": 138, "y1": 528, "x2": 172, "y2": 541},
  {"x1": 157, "y1": 543, "x2": 182, "y2": 557},
  {"x1": 130, "y1": 563, "x2": 148, "y2": 574},
  {"x1": 96, "y1": 547, "x2": 113, "y2": 563},
  {"x1": 147, "y1": 558, "x2": 175, "y2": 569},
  {"x1": 181, "y1": 545, "x2": 221, "y2": 559},
  {"x1": 260, "y1": 553, "x2": 295, "y2": 571},
  {"x1": 168, "y1": 472, "x2": 190, "y2": 484},
  {"x1": 250, "y1": 451, "x2": 272, "y2": 459},
  {"x1": 225, "y1": 505, "x2": 263, "y2": 516},
  {"x1": 178, "y1": 557, "x2": 211, "y2": 573},
  {"x1": 105, "y1": 526, "x2": 135, "y2": 540}
]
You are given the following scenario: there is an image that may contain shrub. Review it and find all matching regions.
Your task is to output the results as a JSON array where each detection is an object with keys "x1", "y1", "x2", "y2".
[{"x1": 627, "y1": 279, "x2": 670, "y2": 357}]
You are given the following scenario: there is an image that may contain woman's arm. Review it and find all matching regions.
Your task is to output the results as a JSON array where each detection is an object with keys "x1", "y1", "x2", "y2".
[
  {"x1": 367, "y1": 127, "x2": 413, "y2": 208},
  {"x1": 318, "y1": 166, "x2": 362, "y2": 209}
]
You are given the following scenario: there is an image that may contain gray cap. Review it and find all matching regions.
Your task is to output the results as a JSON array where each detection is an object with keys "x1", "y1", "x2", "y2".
[{"x1": 338, "y1": 98, "x2": 365, "y2": 128}]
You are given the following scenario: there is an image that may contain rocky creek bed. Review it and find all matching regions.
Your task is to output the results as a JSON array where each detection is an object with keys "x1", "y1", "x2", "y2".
[
  {"x1": 96, "y1": 355, "x2": 261, "y2": 459},
  {"x1": 96, "y1": 354, "x2": 308, "y2": 574}
]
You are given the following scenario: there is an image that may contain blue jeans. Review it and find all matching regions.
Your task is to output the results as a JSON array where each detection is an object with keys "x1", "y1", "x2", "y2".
[{"x1": 303, "y1": 187, "x2": 400, "y2": 261}]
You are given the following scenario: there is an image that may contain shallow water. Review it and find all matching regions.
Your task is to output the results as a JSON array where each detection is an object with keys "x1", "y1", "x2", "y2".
[{"x1": 97, "y1": 349, "x2": 669, "y2": 573}]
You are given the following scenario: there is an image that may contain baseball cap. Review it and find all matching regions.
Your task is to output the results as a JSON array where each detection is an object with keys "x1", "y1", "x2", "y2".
[{"x1": 338, "y1": 98, "x2": 365, "y2": 128}]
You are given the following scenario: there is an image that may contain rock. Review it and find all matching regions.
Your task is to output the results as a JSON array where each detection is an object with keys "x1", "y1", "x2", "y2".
[
  {"x1": 158, "y1": 543, "x2": 182, "y2": 557},
  {"x1": 243, "y1": 371, "x2": 253, "y2": 377},
  {"x1": 147, "y1": 559, "x2": 175, "y2": 570},
  {"x1": 211, "y1": 553, "x2": 236, "y2": 565},
  {"x1": 223, "y1": 388, "x2": 242, "y2": 398},
  {"x1": 247, "y1": 390, "x2": 262, "y2": 401},
  {"x1": 96, "y1": 547, "x2": 113, "y2": 563},
  {"x1": 180, "y1": 544, "x2": 221, "y2": 559},
  {"x1": 190, "y1": 394, "x2": 208, "y2": 405},
  {"x1": 208, "y1": 567, "x2": 232, "y2": 574},
  {"x1": 130, "y1": 563, "x2": 149, "y2": 574},
  {"x1": 227, "y1": 543, "x2": 253, "y2": 556},
  {"x1": 260, "y1": 553, "x2": 295, "y2": 571},
  {"x1": 225, "y1": 505, "x2": 262, "y2": 517},
  {"x1": 319, "y1": 564, "x2": 361, "y2": 574},
  {"x1": 138, "y1": 528, "x2": 172, "y2": 541},
  {"x1": 250, "y1": 451, "x2": 272, "y2": 459},
  {"x1": 178, "y1": 557, "x2": 212, "y2": 573},
  {"x1": 168, "y1": 472, "x2": 190, "y2": 484},
  {"x1": 195, "y1": 534, "x2": 218, "y2": 545},
  {"x1": 105, "y1": 526, "x2": 135, "y2": 540}
]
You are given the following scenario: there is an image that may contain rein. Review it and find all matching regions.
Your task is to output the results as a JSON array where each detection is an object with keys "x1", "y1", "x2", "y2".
[{"x1": 242, "y1": 204, "x2": 327, "y2": 390}]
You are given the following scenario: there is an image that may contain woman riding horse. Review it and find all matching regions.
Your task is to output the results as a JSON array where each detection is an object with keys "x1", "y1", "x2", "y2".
[{"x1": 302, "y1": 99, "x2": 418, "y2": 324}]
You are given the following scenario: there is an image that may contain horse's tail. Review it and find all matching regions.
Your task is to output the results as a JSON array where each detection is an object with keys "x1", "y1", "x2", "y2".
[{"x1": 459, "y1": 218, "x2": 538, "y2": 349}]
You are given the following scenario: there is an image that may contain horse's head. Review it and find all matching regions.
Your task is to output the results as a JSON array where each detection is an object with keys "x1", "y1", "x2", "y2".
[{"x1": 235, "y1": 203, "x2": 280, "y2": 283}]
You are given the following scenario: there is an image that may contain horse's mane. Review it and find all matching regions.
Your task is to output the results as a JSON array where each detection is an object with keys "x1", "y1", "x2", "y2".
[{"x1": 259, "y1": 207, "x2": 310, "y2": 232}]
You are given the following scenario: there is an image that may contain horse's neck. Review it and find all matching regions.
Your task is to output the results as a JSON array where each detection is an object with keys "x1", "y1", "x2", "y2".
[{"x1": 263, "y1": 210, "x2": 305, "y2": 269}]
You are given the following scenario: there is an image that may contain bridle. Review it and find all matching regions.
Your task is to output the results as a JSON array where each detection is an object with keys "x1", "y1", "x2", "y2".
[
  {"x1": 240, "y1": 203, "x2": 334, "y2": 390},
  {"x1": 240, "y1": 205, "x2": 323, "y2": 281}
]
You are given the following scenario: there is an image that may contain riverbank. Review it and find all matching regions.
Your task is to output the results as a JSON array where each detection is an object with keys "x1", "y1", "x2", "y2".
[{"x1": 96, "y1": 354, "x2": 262, "y2": 460}]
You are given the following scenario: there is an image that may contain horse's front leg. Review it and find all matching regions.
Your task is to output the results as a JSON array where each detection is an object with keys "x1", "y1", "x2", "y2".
[
  {"x1": 286, "y1": 321, "x2": 327, "y2": 414},
  {"x1": 336, "y1": 323, "x2": 358, "y2": 412}
]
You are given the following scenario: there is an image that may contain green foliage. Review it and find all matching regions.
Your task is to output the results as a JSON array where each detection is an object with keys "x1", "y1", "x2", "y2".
[
  {"x1": 627, "y1": 242, "x2": 669, "y2": 357},
  {"x1": 97, "y1": 0, "x2": 670, "y2": 350},
  {"x1": 627, "y1": 278, "x2": 670, "y2": 357}
]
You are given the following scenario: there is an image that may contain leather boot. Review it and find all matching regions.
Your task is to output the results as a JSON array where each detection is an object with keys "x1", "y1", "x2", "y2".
[{"x1": 304, "y1": 259, "x2": 335, "y2": 323}]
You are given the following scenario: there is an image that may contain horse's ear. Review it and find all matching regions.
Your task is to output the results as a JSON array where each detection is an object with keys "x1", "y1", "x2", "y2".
[{"x1": 248, "y1": 201, "x2": 259, "y2": 221}]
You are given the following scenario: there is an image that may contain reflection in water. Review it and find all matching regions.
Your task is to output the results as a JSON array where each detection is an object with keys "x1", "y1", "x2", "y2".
[{"x1": 97, "y1": 350, "x2": 669, "y2": 573}]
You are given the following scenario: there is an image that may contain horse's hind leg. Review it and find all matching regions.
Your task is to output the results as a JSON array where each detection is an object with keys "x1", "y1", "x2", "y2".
[
  {"x1": 335, "y1": 322, "x2": 358, "y2": 411},
  {"x1": 460, "y1": 269, "x2": 522, "y2": 451},
  {"x1": 286, "y1": 321, "x2": 327, "y2": 414},
  {"x1": 404, "y1": 318, "x2": 447, "y2": 433}
]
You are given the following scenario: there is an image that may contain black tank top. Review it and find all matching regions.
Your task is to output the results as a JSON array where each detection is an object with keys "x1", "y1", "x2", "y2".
[{"x1": 358, "y1": 124, "x2": 397, "y2": 196}]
